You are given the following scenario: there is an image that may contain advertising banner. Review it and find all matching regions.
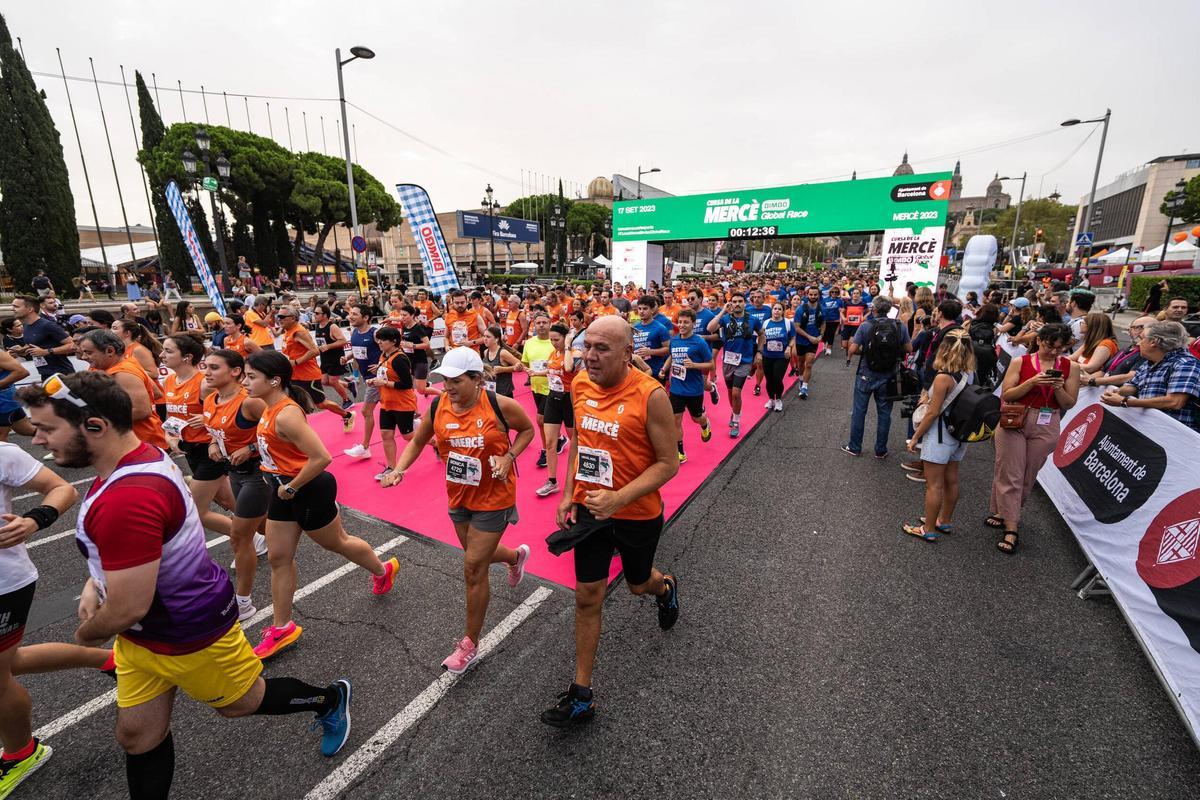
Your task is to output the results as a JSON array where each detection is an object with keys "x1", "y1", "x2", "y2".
[
  {"x1": 612, "y1": 240, "x2": 664, "y2": 288},
  {"x1": 396, "y1": 184, "x2": 460, "y2": 296},
  {"x1": 613, "y1": 172, "x2": 951, "y2": 243},
  {"x1": 164, "y1": 181, "x2": 226, "y2": 317},
  {"x1": 456, "y1": 211, "x2": 541, "y2": 244},
  {"x1": 1038, "y1": 387, "x2": 1200, "y2": 742},
  {"x1": 879, "y1": 225, "x2": 945, "y2": 293}
]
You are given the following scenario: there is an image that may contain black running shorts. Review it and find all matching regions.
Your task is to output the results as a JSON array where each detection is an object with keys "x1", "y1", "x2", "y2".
[
  {"x1": 572, "y1": 508, "x2": 664, "y2": 586},
  {"x1": 266, "y1": 471, "x2": 339, "y2": 531}
]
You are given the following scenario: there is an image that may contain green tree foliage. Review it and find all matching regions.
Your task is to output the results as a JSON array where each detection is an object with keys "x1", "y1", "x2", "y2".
[
  {"x1": 135, "y1": 71, "x2": 191, "y2": 289},
  {"x1": 0, "y1": 13, "x2": 81, "y2": 295},
  {"x1": 1160, "y1": 175, "x2": 1200, "y2": 226},
  {"x1": 982, "y1": 197, "x2": 1077, "y2": 258},
  {"x1": 566, "y1": 201, "x2": 610, "y2": 257}
]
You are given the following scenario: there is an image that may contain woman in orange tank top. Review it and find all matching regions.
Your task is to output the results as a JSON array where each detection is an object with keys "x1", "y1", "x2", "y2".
[
  {"x1": 368, "y1": 327, "x2": 418, "y2": 481},
  {"x1": 203, "y1": 348, "x2": 269, "y2": 616},
  {"x1": 385, "y1": 347, "x2": 535, "y2": 673},
  {"x1": 111, "y1": 319, "x2": 164, "y2": 402},
  {"x1": 220, "y1": 315, "x2": 257, "y2": 357},
  {"x1": 277, "y1": 309, "x2": 354, "y2": 430},
  {"x1": 243, "y1": 350, "x2": 399, "y2": 660},
  {"x1": 162, "y1": 334, "x2": 237, "y2": 538}
]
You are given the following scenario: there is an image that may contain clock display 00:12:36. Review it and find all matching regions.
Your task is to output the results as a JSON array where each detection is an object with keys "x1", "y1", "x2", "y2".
[{"x1": 726, "y1": 226, "x2": 778, "y2": 238}]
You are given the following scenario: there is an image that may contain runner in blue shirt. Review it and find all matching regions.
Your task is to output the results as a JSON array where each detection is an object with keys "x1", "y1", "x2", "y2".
[
  {"x1": 706, "y1": 294, "x2": 763, "y2": 438},
  {"x1": 342, "y1": 304, "x2": 382, "y2": 460},
  {"x1": 794, "y1": 286, "x2": 825, "y2": 399},
  {"x1": 662, "y1": 309, "x2": 714, "y2": 463},
  {"x1": 758, "y1": 304, "x2": 794, "y2": 412},
  {"x1": 819, "y1": 286, "x2": 845, "y2": 354},
  {"x1": 633, "y1": 297, "x2": 671, "y2": 383},
  {"x1": 688, "y1": 289, "x2": 721, "y2": 406},
  {"x1": 745, "y1": 290, "x2": 771, "y2": 398}
]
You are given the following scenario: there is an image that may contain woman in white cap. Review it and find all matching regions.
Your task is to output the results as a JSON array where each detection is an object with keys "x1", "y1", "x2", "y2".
[{"x1": 385, "y1": 347, "x2": 535, "y2": 675}]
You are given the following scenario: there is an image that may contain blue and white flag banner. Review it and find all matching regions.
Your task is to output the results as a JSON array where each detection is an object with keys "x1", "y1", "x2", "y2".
[
  {"x1": 164, "y1": 181, "x2": 226, "y2": 317},
  {"x1": 396, "y1": 184, "x2": 460, "y2": 296}
]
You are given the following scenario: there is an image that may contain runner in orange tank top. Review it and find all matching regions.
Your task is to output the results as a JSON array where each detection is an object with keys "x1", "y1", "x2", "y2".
[
  {"x1": 243, "y1": 350, "x2": 399, "y2": 661},
  {"x1": 542, "y1": 316, "x2": 681, "y2": 727},
  {"x1": 78, "y1": 330, "x2": 168, "y2": 450},
  {"x1": 386, "y1": 346, "x2": 535, "y2": 675},
  {"x1": 367, "y1": 327, "x2": 418, "y2": 482},
  {"x1": 203, "y1": 349, "x2": 271, "y2": 619},
  {"x1": 443, "y1": 290, "x2": 487, "y2": 349},
  {"x1": 532, "y1": 324, "x2": 579, "y2": 498},
  {"x1": 277, "y1": 309, "x2": 355, "y2": 431}
]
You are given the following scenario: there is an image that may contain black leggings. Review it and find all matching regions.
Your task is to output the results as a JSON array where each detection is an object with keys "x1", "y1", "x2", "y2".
[{"x1": 762, "y1": 357, "x2": 788, "y2": 399}]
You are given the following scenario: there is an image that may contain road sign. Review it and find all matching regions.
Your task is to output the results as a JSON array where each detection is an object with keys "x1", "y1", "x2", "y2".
[
  {"x1": 366, "y1": 252, "x2": 377, "y2": 268},
  {"x1": 351, "y1": 235, "x2": 367, "y2": 253},
  {"x1": 201, "y1": 176, "x2": 218, "y2": 192},
  {"x1": 1075, "y1": 232, "x2": 1094, "y2": 246}
]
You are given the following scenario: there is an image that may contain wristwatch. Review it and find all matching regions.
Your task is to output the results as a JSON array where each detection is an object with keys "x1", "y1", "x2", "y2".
[
  {"x1": 283, "y1": 484, "x2": 298, "y2": 496},
  {"x1": 1121, "y1": 396, "x2": 1130, "y2": 408}
]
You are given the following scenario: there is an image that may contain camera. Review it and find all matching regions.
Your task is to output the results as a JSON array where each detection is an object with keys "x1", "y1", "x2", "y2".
[
  {"x1": 900, "y1": 395, "x2": 920, "y2": 419},
  {"x1": 884, "y1": 265, "x2": 898, "y2": 284}
]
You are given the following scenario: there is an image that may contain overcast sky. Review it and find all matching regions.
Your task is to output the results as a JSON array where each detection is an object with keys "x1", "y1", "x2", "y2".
[{"x1": 7, "y1": 0, "x2": 1198, "y2": 232}]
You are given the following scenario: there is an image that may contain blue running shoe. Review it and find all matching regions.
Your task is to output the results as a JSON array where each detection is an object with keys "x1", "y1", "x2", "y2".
[
  {"x1": 657, "y1": 574, "x2": 680, "y2": 630},
  {"x1": 540, "y1": 683, "x2": 595, "y2": 727},
  {"x1": 313, "y1": 679, "x2": 352, "y2": 757},
  {"x1": 340, "y1": 397, "x2": 354, "y2": 411}
]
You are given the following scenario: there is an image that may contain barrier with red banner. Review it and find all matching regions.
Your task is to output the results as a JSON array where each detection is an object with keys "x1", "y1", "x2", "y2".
[{"x1": 1038, "y1": 386, "x2": 1200, "y2": 747}]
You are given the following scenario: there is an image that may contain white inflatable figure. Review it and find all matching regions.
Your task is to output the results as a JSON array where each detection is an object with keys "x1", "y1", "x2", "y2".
[{"x1": 959, "y1": 234, "x2": 997, "y2": 301}]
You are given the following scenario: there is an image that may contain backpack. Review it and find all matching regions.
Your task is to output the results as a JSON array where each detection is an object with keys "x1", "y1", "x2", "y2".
[
  {"x1": 862, "y1": 318, "x2": 902, "y2": 373},
  {"x1": 939, "y1": 374, "x2": 1001, "y2": 443}
]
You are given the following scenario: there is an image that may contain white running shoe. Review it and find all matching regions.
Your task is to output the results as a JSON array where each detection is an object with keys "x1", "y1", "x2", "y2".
[
  {"x1": 508, "y1": 544, "x2": 531, "y2": 587},
  {"x1": 344, "y1": 444, "x2": 371, "y2": 459},
  {"x1": 774, "y1": 399, "x2": 784, "y2": 412},
  {"x1": 535, "y1": 479, "x2": 560, "y2": 497},
  {"x1": 764, "y1": 398, "x2": 774, "y2": 409},
  {"x1": 374, "y1": 467, "x2": 393, "y2": 481},
  {"x1": 253, "y1": 532, "x2": 268, "y2": 557},
  {"x1": 237, "y1": 597, "x2": 257, "y2": 623}
]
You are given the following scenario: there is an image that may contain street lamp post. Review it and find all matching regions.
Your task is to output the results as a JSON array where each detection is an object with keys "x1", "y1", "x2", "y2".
[
  {"x1": 335, "y1": 45, "x2": 375, "y2": 272},
  {"x1": 545, "y1": 204, "x2": 565, "y2": 274},
  {"x1": 1158, "y1": 179, "x2": 1189, "y2": 269},
  {"x1": 480, "y1": 184, "x2": 501, "y2": 275},
  {"x1": 636, "y1": 165, "x2": 660, "y2": 200},
  {"x1": 182, "y1": 127, "x2": 233, "y2": 295},
  {"x1": 1062, "y1": 109, "x2": 1111, "y2": 267},
  {"x1": 998, "y1": 173, "x2": 1026, "y2": 271}
]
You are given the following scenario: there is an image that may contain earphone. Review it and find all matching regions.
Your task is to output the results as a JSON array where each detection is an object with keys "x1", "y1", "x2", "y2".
[{"x1": 84, "y1": 419, "x2": 103, "y2": 432}]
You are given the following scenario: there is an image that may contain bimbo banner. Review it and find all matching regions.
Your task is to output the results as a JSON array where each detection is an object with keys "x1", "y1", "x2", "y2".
[
  {"x1": 164, "y1": 180, "x2": 226, "y2": 317},
  {"x1": 396, "y1": 184, "x2": 460, "y2": 296},
  {"x1": 1038, "y1": 387, "x2": 1200, "y2": 741},
  {"x1": 612, "y1": 172, "x2": 951, "y2": 243},
  {"x1": 879, "y1": 226, "x2": 945, "y2": 291}
]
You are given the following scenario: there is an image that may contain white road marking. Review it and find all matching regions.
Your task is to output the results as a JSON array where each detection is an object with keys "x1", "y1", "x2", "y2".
[
  {"x1": 34, "y1": 534, "x2": 409, "y2": 741},
  {"x1": 26, "y1": 529, "x2": 77, "y2": 549},
  {"x1": 14, "y1": 475, "x2": 93, "y2": 502},
  {"x1": 303, "y1": 586, "x2": 554, "y2": 800}
]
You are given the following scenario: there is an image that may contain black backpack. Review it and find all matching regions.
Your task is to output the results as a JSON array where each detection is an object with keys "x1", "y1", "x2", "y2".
[
  {"x1": 862, "y1": 318, "x2": 902, "y2": 373},
  {"x1": 939, "y1": 374, "x2": 1000, "y2": 443}
]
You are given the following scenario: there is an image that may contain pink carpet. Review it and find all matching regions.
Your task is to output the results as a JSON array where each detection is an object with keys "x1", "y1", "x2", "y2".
[{"x1": 312, "y1": 361, "x2": 803, "y2": 589}]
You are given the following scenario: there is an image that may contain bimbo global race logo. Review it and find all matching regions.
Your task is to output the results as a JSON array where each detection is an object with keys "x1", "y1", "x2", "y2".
[
  {"x1": 703, "y1": 197, "x2": 807, "y2": 224},
  {"x1": 1052, "y1": 405, "x2": 1167, "y2": 524}
]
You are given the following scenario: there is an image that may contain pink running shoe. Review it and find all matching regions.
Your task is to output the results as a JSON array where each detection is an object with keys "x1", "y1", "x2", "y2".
[
  {"x1": 508, "y1": 544, "x2": 531, "y2": 588},
  {"x1": 254, "y1": 621, "x2": 303, "y2": 660},
  {"x1": 441, "y1": 636, "x2": 478, "y2": 674},
  {"x1": 372, "y1": 557, "x2": 400, "y2": 595}
]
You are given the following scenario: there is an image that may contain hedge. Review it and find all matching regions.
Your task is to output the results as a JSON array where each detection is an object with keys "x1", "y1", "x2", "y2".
[{"x1": 1128, "y1": 275, "x2": 1200, "y2": 310}]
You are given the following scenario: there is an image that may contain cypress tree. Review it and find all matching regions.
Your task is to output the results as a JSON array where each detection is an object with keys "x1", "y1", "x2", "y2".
[
  {"x1": 134, "y1": 71, "x2": 192, "y2": 288},
  {"x1": 0, "y1": 12, "x2": 81, "y2": 295}
]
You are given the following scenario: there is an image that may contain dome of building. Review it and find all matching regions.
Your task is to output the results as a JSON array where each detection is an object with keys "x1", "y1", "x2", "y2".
[
  {"x1": 587, "y1": 176, "x2": 614, "y2": 200},
  {"x1": 987, "y1": 173, "x2": 1003, "y2": 194},
  {"x1": 893, "y1": 152, "x2": 914, "y2": 176}
]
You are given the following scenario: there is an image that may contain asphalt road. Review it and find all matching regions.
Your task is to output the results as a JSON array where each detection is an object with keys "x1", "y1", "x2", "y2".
[{"x1": 14, "y1": 352, "x2": 1200, "y2": 799}]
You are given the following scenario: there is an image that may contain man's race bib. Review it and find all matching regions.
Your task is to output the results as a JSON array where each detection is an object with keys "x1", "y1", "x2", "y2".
[
  {"x1": 446, "y1": 451, "x2": 482, "y2": 486},
  {"x1": 505, "y1": 325, "x2": 515, "y2": 338},
  {"x1": 352, "y1": 346, "x2": 368, "y2": 360},
  {"x1": 575, "y1": 446, "x2": 614, "y2": 488},
  {"x1": 314, "y1": 336, "x2": 327, "y2": 348},
  {"x1": 451, "y1": 323, "x2": 468, "y2": 344},
  {"x1": 531, "y1": 359, "x2": 548, "y2": 373},
  {"x1": 723, "y1": 350, "x2": 743, "y2": 366},
  {"x1": 401, "y1": 340, "x2": 414, "y2": 353},
  {"x1": 548, "y1": 374, "x2": 564, "y2": 393},
  {"x1": 671, "y1": 362, "x2": 688, "y2": 380},
  {"x1": 33, "y1": 356, "x2": 47, "y2": 367},
  {"x1": 766, "y1": 339, "x2": 784, "y2": 353},
  {"x1": 161, "y1": 416, "x2": 186, "y2": 436}
]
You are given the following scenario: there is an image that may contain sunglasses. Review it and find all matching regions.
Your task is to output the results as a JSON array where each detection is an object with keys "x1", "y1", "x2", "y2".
[{"x1": 42, "y1": 373, "x2": 89, "y2": 408}]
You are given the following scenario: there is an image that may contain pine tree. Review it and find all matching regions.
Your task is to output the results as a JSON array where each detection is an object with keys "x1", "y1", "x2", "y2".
[
  {"x1": 0, "y1": 13, "x2": 81, "y2": 295},
  {"x1": 134, "y1": 71, "x2": 192, "y2": 289}
]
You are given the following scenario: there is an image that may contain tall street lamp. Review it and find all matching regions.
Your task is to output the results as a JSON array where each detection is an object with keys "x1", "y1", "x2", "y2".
[
  {"x1": 481, "y1": 184, "x2": 502, "y2": 274},
  {"x1": 336, "y1": 45, "x2": 375, "y2": 272},
  {"x1": 1062, "y1": 109, "x2": 1111, "y2": 267},
  {"x1": 1158, "y1": 178, "x2": 1189, "y2": 268},
  {"x1": 636, "y1": 165, "x2": 660, "y2": 200},
  {"x1": 545, "y1": 204, "x2": 565, "y2": 274},
  {"x1": 998, "y1": 173, "x2": 1027, "y2": 272},
  {"x1": 182, "y1": 126, "x2": 233, "y2": 295}
]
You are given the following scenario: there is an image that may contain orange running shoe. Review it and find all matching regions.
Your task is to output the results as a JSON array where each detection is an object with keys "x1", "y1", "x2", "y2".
[
  {"x1": 372, "y1": 557, "x2": 400, "y2": 595},
  {"x1": 253, "y1": 621, "x2": 303, "y2": 660}
]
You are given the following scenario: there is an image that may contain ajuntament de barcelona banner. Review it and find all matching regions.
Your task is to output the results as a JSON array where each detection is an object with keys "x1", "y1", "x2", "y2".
[{"x1": 612, "y1": 172, "x2": 953, "y2": 242}]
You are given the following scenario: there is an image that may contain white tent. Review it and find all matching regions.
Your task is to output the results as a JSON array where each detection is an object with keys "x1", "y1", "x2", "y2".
[
  {"x1": 592, "y1": 254, "x2": 612, "y2": 266},
  {"x1": 79, "y1": 240, "x2": 159, "y2": 268},
  {"x1": 1138, "y1": 240, "x2": 1199, "y2": 262},
  {"x1": 1096, "y1": 247, "x2": 1130, "y2": 264}
]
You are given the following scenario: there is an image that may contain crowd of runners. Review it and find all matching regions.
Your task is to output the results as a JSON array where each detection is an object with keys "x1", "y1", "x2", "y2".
[{"x1": 2, "y1": 269, "x2": 1199, "y2": 799}]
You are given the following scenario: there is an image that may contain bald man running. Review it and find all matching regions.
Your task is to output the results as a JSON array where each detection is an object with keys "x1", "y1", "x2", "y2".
[{"x1": 544, "y1": 315, "x2": 680, "y2": 727}]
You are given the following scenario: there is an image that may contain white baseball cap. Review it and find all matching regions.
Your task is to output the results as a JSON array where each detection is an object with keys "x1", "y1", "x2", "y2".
[{"x1": 430, "y1": 347, "x2": 484, "y2": 382}]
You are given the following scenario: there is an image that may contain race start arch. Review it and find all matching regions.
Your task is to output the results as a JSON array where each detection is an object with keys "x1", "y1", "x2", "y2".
[{"x1": 610, "y1": 171, "x2": 953, "y2": 291}]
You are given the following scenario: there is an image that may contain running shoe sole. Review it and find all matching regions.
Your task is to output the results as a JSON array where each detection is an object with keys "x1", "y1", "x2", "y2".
[
  {"x1": 442, "y1": 650, "x2": 480, "y2": 675},
  {"x1": 535, "y1": 482, "x2": 560, "y2": 497},
  {"x1": 255, "y1": 625, "x2": 303, "y2": 660},
  {"x1": 0, "y1": 742, "x2": 52, "y2": 798},
  {"x1": 840, "y1": 446, "x2": 861, "y2": 457},
  {"x1": 657, "y1": 574, "x2": 680, "y2": 631}
]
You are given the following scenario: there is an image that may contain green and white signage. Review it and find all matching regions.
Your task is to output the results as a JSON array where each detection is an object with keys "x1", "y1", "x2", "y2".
[{"x1": 612, "y1": 171, "x2": 952, "y2": 242}]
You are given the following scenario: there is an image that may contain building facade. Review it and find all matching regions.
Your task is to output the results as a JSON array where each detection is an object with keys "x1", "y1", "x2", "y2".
[{"x1": 1072, "y1": 153, "x2": 1200, "y2": 254}]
